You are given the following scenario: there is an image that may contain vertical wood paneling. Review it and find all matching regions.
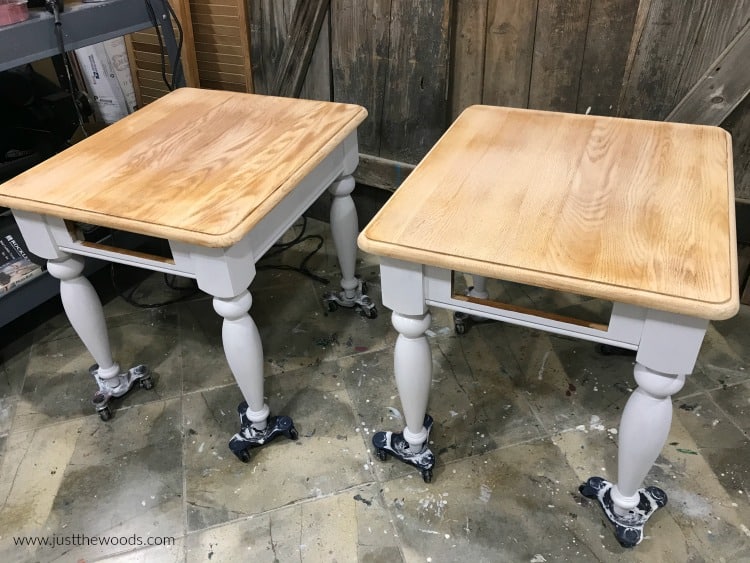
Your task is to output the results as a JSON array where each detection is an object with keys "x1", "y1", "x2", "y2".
[
  {"x1": 249, "y1": 0, "x2": 296, "y2": 95},
  {"x1": 379, "y1": 1, "x2": 452, "y2": 163},
  {"x1": 300, "y1": 10, "x2": 332, "y2": 101},
  {"x1": 576, "y1": 0, "x2": 639, "y2": 115},
  {"x1": 330, "y1": 0, "x2": 391, "y2": 155},
  {"x1": 482, "y1": 0, "x2": 537, "y2": 109},
  {"x1": 450, "y1": 0, "x2": 488, "y2": 119},
  {"x1": 528, "y1": 0, "x2": 591, "y2": 112}
]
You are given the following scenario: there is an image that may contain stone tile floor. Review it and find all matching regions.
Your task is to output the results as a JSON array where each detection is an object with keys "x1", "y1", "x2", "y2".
[{"x1": 0, "y1": 218, "x2": 748, "y2": 562}]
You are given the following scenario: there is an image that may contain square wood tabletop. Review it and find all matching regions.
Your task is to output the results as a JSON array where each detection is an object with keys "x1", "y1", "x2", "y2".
[
  {"x1": 0, "y1": 88, "x2": 367, "y2": 247},
  {"x1": 359, "y1": 105, "x2": 738, "y2": 320}
]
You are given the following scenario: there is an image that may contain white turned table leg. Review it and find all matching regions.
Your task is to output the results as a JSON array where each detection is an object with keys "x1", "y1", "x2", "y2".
[
  {"x1": 329, "y1": 175, "x2": 358, "y2": 299},
  {"x1": 468, "y1": 275, "x2": 488, "y2": 298},
  {"x1": 580, "y1": 309, "x2": 707, "y2": 547},
  {"x1": 213, "y1": 291, "x2": 269, "y2": 430},
  {"x1": 46, "y1": 253, "x2": 154, "y2": 420},
  {"x1": 323, "y1": 175, "x2": 377, "y2": 317},
  {"x1": 612, "y1": 363, "x2": 685, "y2": 511},
  {"x1": 372, "y1": 309, "x2": 436, "y2": 482},
  {"x1": 215, "y1": 289, "x2": 299, "y2": 462},
  {"x1": 46, "y1": 254, "x2": 120, "y2": 382},
  {"x1": 392, "y1": 311, "x2": 433, "y2": 448}
]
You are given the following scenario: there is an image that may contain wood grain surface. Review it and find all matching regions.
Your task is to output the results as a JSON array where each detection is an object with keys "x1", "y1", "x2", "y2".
[
  {"x1": 359, "y1": 105, "x2": 738, "y2": 319},
  {"x1": 0, "y1": 88, "x2": 366, "y2": 247}
]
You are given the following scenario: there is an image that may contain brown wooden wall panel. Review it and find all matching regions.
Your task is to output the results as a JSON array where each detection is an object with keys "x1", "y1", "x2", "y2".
[
  {"x1": 330, "y1": 0, "x2": 391, "y2": 154},
  {"x1": 528, "y1": 0, "x2": 591, "y2": 112},
  {"x1": 379, "y1": 1, "x2": 452, "y2": 163},
  {"x1": 576, "y1": 0, "x2": 639, "y2": 115},
  {"x1": 450, "y1": 0, "x2": 488, "y2": 119},
  {"x1": 481, "y1": 0, "x2": 537, "y2": 109},
  {"x1": 249, "y1": 0, "x2": 296, "y2": 95}
]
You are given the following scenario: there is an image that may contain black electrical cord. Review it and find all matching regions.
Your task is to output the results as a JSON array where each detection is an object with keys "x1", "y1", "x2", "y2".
[
  {"x1": 144, "y1": 0, "x2": 184, "y2": 91},
  {"x1": 163, "y1": 0, "x2": 184, "y2": 89},
  {"x1": 111, "y1": 219, "x2": 330, "y2": 309},
  {"x1": 47, "y1": 0, "x2": 88, "y2": 137}
]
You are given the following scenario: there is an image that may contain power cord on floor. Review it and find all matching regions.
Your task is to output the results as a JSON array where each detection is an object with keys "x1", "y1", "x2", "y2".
[{"x1": 110, "y1": 218, "x2": 330, "y2": 308}]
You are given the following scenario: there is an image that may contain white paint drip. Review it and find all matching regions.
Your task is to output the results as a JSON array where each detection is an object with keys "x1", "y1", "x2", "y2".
[
  {"x1": 741, "y1": 524, "x2": 750, "y2": 537},
  {"x1": 531, "y1": 555, "x2": 547, "y2": 563},
  {"x1": 538, "y1": 351, "x2": 551, "y2": 379}
]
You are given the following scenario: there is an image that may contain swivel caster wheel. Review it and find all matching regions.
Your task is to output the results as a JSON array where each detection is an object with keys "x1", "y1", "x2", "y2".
[
  {"x1": 375, "y1": 447, "x2": 388, "y2": 461},
  {"x1": 421, "y1": 468, "x2": 433, "y2": 483},
  {"x1": 97, "y1": 405, "x2": 112, "y2": 422},
  {"x1": 288, "y1": 427, "x2": 299, "y2": 440},
  {"x1": 140, "y1": 376, "x2": 154, "y2": 390},
  {"x1": 362, "y1": 305, "x2": 378, "y2": 319},
  {"x1": 454, "y1": 322, "x2": 466, "y2": 335},
  {"x1": 234, "y1": 448, "x2": 252, "y2": 463},
  {"x1": 327, "y1": 300, "x2": 338, "y2": 313}
]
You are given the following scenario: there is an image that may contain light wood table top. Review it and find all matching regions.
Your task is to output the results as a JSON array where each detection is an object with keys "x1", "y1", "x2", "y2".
[
  {"x1": 0, "y1": 88, "x2": 367, "y2": 247},
  {"x1": 359, "y1": 105, "x2": 738, "y2": 320}
]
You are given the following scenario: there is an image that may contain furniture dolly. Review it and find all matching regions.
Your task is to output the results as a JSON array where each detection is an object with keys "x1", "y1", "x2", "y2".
[
  {"x1": 0, "y1": 87, "x2": 375, "y2": 461},
  {"x1": 358, "y1": 105, "x2": 739, "y2": 547}
]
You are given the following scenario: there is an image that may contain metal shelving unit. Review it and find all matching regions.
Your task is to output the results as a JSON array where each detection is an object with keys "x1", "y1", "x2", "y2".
[{"x1": 0, "y1": 0, "x2": 183, "y2": 327}]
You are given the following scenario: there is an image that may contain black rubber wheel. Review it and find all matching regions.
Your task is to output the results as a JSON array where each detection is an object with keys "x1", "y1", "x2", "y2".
[
  {"x1": 140, "y1": 376, "x2": 154, "y2": 390},
  {"x1": 289, "y1": 427, "x2": 299, "y2": 440},
  {"x1": 455, "y1": 322, "x2": 466, "y2": 335},
  {"x1": 375, "y1": 448, "x2": 388, "y2": 461},
  {"x1": 363, "y1": 306, "x2": 378, "y2": 319},
  {"x1": 235, "y1": 449, "x2": 251, "y2": 463},
  {"x1": 361, "y1": 281, "x2": 368, "y2": 294},
  {"x1": 98, "y1": 406, "x2": 112, "y2": 422},
  {"x1": 327, "y1": 300, "x2": 339, "y2": 312},
  {"x1": 422, "y1": 469, "x2": 433, "y2": 483}
]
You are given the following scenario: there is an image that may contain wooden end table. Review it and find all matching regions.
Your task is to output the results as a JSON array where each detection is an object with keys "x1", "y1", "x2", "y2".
[
  {"x1": 0, "y1": 87, "x2": 374, "y2": 461},
  {"x1": 358, "y1": 105, "x2": 739, "y2": 547}
]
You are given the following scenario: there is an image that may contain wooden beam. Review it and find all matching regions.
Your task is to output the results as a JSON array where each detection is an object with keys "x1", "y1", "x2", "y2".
[
  {"x1": 667, "y1": 18, "x2": 750, "y2": 125},
  {"x1": 353, "y1": 154, "x2": 415, "y2": 192},
  {"x1": 171, "y1": 0, "x2": 201, "y2": 88},
  {"x1": 271, "y1": 0, "x2": 330, "y2": 98}
]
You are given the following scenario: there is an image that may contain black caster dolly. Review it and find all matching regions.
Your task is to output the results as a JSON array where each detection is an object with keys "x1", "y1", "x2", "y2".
[
  {"x1": 579, "y1": 476, "x2": 667, "y2": 548},
  {"x1": 91, "y1": 363, "x2": 153, "y2": 421},
  {"x1": 372, "y1": 414, "x2": 435, "y2": 483},
  {"x1": 324, "y1": 277, "x2": 378, "y2": 319},
  {"x1": 228, "y1": 401, "x2": 299, "y2": 462}
]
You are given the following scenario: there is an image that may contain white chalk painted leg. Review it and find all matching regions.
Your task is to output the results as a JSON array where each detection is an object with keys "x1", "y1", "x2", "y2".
[
  {"x1": 323, "y1": 174, "x2": 376, "y2": 318},
  {"x1": 581, "y1": 309, "x2": 707, "y2": 547},
  {"x1": 46, "y1": 254, "x2": 152, "y2": 420},
  {"x1": 580, "y1": 363, "x2": 679, "y2": 546},
  {"x1": 454, "y1": 273, "x2": 490, "y2": 333},
  {"x1": 372, "y1": 310, "x2": 435, "y2": 482},
  {"x1": 216, "y1": 290, "x2": 297, "y2": 462}
]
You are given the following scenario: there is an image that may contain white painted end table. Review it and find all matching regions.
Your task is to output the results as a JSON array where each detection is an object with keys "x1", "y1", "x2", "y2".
[
  {"x1": 358, "y1": 105, "x2": 739, "y2": 547},
  {"x1": 0, "y1": 87, "x2": 374, "y2": 461}
]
